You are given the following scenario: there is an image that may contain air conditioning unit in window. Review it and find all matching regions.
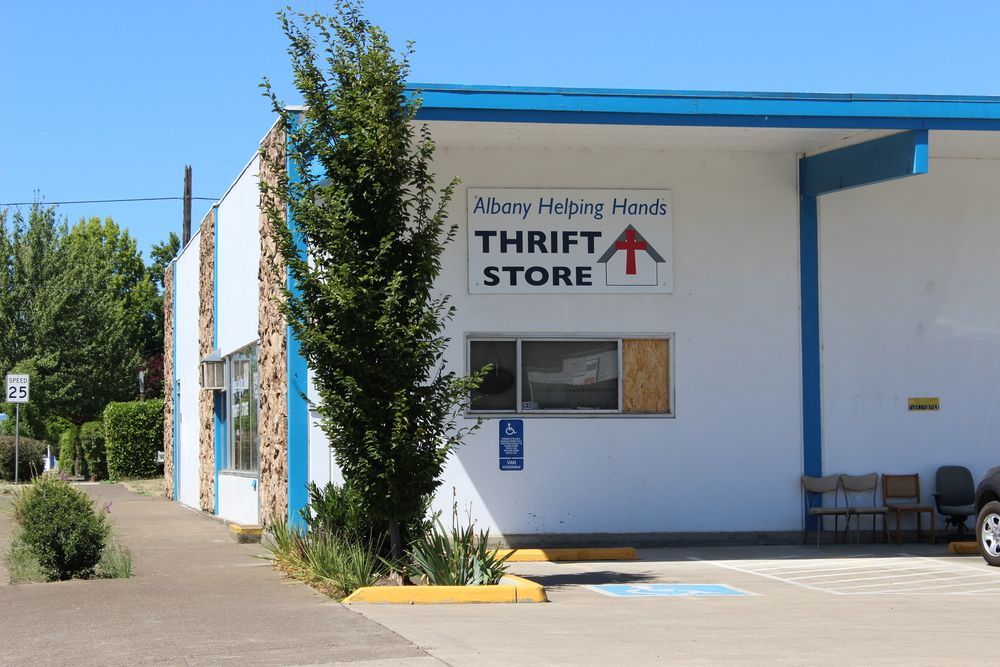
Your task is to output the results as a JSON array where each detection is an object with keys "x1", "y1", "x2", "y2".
[{"x1": 200, "y1": 356, "x2": 225, "y2": 390}]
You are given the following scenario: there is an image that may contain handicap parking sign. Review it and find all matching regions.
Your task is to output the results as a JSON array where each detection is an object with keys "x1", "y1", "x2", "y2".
[{"x1": 499, "y1": 419, "x2": 523, "y2": 471}]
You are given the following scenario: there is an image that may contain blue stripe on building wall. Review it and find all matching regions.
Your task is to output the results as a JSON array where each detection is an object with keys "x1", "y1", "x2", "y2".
[
  {"x1": 286, "y1": 112, "x2": 309, "y2": 529},
  {"x1": 212, "y1": 206, "x2": 222, "y2": 515},
  {"x1": 212, "y1": 206, "x2": 219, "y2": 349},
  {"x1": 213, "y1": 392, "x2": 225, "y2": 515},
  {"x1": 172, "y1": 261, "x2": 180, "y2": 500},
  {"x1": 798, "y1": 189, "x2": 822, "y2": 478}
]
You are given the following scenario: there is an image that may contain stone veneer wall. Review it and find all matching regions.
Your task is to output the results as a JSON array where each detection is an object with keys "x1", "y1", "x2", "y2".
[
  {"x1": 198, "y1": 211, "x2": 216, "y2": 513},
  {"x1": 163, "y1": 263, "x2": 175, "y2": 499},
  {"x1": 257, "y1": 122, "x2": 289, "y2": 524}
]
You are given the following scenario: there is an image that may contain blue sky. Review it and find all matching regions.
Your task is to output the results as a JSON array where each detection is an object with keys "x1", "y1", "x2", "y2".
[{"x1": 2, "y1": 1, "x2": 998, "y2": 258}]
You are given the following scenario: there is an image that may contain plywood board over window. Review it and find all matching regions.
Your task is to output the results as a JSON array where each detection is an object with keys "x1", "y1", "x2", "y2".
[{"x1": 622, "y1": 339, "x2": 670, "y2": 414}]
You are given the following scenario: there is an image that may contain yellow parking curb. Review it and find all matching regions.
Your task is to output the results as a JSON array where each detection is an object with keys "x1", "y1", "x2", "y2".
[
  {"x1": 948, "y1": 541, "x2": 979, "y2": 555},
  {"x1": 228, "y1": 524, "x2": 263, "y2": 543},
  {"x1": 497, "y1": 547, "x2": 637, "y2": 562},
  {"x1": 343, "y1": 574, "x2": 547, "y2": 604}
]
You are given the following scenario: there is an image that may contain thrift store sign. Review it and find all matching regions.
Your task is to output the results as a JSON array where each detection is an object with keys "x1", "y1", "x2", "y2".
[{"x1": 468, "y1": 188, "x2": 673, "y2": 293}]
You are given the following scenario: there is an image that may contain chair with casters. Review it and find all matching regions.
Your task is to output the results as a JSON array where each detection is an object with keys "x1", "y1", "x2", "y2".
[
  {"x1": 801, "y1": 475, "x2": 851, "y2": 546},
  {"x1": 841, "y1": 473, "x2": 888, "y2": 544},
  {"x1": 933, "y1": 465, "x2": 977, "y2": 542},
  {"x1": 883, "y1": 473, "x2": 936, "y2": 545}
]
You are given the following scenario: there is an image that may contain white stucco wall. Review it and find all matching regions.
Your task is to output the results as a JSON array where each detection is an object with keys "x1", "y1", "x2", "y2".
[
  {"x1": 174, "y1": 231, "x2": 202, "y2": 510},
  {"x1": 426, "y1": 144, "x2": 803, "y2": 535},
  {"x1": 217, "y1": 472, "x2": 260, "y2": 524},
  {"x1": 820, "y1": 143, "x2": 1000, "y2": 500},
  {"x1": 216, "y1": 156, "x2": 262, "y2": 357}
]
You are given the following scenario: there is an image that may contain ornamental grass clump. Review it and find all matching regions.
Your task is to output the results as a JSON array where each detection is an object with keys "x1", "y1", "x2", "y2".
[
  {"x1": 407, "y1": 508, "x2": 512, "y2": 586},
  {"x1": 261, "y1": 518, "x2": 381, "y2": 599},
  {"x1": 12, "y1": 475, "x2": 109, "y2": 580}
]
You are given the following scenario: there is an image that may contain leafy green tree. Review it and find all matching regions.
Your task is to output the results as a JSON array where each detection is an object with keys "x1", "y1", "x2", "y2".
[
  {"x1": 139, "y1": 231, "x2": 180, "y2": 399},
  {"x1": 0, "y1": 205, "x2": 64, "y2": 383},
  {"x1": 40, "y1": 218, "x2": 157, "y2": 422},
  {"x1": 261, "y1": 1, "x2": 482, "y2": 558},
  {"x1": 148, "y1": 231, "x2": 179, "y2": 292},
  {"x1": 0, "y1": 216, "x2": 157, "y2": 472}
]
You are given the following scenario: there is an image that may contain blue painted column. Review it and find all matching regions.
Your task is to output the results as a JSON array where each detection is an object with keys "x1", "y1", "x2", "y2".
[
  {"x1": 798, "y1": 186, "x2": 822, "y2": 478},
  {"x1": 212, "y1": 206, "x2": 224, "y2": 515},
  {"x1": 286, "y1": 112, "x2": 309, "y2": 529}
]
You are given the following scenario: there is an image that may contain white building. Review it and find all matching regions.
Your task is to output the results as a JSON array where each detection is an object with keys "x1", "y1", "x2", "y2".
[{"x1": 164, "y1": 85, "x2": 1000, "y2": 544}]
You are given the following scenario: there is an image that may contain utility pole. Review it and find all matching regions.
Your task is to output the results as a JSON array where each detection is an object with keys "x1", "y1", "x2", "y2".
[{"x1": 182, "y1": 165, "x2": 192, "y2": 245}]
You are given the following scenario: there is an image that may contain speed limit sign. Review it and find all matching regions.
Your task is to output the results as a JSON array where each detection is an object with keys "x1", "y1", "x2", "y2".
[{"x1": 6, "y1": 374, "x2": 29, "y2": 403}]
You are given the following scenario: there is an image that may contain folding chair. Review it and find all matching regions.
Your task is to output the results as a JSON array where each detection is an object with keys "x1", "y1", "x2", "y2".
[
  {"x1": 841, "y1": 473, "x2": 888, "y2": 544},
  {"x1": 801, "y1": 475, "x2": 851, "y2": 546}
]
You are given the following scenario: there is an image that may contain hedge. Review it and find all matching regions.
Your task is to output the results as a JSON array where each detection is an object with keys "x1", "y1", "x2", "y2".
[
  {"x1": 57, "y1": 426, "x2": 86, "y2": 478},
  {"x1": 104, "y1": 400, "x2": 163, "y2": 480},
  {"x1": 0, "y1": 435, "x2": 47, "y2": 481},
  {"x1": 80, "y1": 420, "x2": 107, "y2": 480}
]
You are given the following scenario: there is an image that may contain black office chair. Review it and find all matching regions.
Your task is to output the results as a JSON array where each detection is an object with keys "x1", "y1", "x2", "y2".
[{"x1": 933, "y1": 465, "x2": 977, "y2": 542}]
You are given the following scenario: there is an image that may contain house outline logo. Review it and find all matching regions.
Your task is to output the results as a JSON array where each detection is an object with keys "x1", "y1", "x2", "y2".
[{"x1": 597, "y1": 224, "x2": 666, "y2": 286}]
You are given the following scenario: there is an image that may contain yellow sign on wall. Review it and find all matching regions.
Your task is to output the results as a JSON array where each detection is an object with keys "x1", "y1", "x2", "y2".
[{"x1": 908, "y1": 397, "x2": 940, "y2": 411}]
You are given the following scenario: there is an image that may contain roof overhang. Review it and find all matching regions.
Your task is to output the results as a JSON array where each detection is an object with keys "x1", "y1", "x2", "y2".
[{"x1": 409, "y1": 84, "x2": 1000, "y2": 132}]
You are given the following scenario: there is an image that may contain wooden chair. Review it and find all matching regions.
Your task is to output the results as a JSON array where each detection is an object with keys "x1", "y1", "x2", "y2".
[{"x1": 883, "y1": 474, "x2": 936, "y2": 545}]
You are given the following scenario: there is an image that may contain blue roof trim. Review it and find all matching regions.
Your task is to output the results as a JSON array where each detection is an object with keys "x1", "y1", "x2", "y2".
[{"x1": 408, "y1": 84, "x2": 1000, "y2": 130}]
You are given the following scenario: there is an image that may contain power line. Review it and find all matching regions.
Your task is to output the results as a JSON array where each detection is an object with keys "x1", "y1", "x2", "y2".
[{"x1": 1, "y1": 196, "x2": 218, "y2": 206}]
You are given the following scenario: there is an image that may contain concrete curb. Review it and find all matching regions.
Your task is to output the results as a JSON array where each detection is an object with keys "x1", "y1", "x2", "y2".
[
  {"x1": 342, "y1": 574, "x2": 547, "y2": 604},
  {"x1": 228, "y1": 524, "x2": 263, "y2": 543},
  {"x1": 497, "y1": 547, "x2": 637, "y2": 562},
  {"x1": 948, "y1": 541, "x2": 979, "y2": 555}
]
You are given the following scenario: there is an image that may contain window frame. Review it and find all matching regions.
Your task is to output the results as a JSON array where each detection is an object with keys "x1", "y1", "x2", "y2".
[
  {"x1": 224, "y1": 342, "x2": 261, "y2": 474},
  {"x1": 466, "y1": 333, "x2": 674, "y2": 418}
]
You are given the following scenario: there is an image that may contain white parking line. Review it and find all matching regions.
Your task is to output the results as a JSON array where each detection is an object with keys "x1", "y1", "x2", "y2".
[
  {"x1": 686, "y1": 557, "x2": 846, "y2": 595},
  {"x1": 690, "y1": 554, "x2": 1000, "y2": 596}
]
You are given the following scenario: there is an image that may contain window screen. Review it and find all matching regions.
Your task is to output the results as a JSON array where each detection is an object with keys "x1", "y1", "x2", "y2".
[
  {"x1": 521, "y1": 340, "x2": 618, "y2": 411},
  {"x1": 470, "y1": 340, "x2": 517, "y2": 411}
]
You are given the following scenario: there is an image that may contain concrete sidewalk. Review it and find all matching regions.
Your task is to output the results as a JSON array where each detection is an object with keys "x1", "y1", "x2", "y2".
[{"x1": 0, "y1": 483, "x2": 433, "y2": 666}]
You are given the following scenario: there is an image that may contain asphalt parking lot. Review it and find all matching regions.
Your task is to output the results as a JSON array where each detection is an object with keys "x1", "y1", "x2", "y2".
[{"x1": 350, "y1": 543, "x2": 1000, "y2": 665}]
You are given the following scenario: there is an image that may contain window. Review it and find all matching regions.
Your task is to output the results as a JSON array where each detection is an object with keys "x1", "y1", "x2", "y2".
[
  {"x1": 228, "y1": 344, "x2": 260, "y2": 472},
  {"x1": 468, "y1": 336, "x2": 671, "y2": 415}
]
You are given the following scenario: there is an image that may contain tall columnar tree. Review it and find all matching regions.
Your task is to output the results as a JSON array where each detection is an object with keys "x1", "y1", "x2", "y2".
[{"x1": 261, "y1": 1, "x2": 482, "y2": 558}]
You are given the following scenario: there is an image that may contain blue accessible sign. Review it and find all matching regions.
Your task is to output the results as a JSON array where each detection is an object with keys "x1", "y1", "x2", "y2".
[{"x1": 499, "y1": 419, "x2": 523, "y2": 471}]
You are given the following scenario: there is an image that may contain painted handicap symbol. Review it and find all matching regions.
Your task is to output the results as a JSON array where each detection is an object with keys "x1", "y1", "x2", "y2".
[{"x1": 589, "y1": 583, "x2": 754, "y2": 597}]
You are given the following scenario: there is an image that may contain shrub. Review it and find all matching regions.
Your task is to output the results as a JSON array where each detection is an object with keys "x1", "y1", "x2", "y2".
[
  {"x1": 301, "y1": 482, "x2": 374, "y2": 543},
  {"x1": 301, "y1": 482, "x2": 432, "y2": 557},
  {"x1": 57, "y1": 425, "x2": 85, "y2": 477},
  {"x1": 79, "y1": 421, "x2": 107, "y2": 480},
  {"x1": 0, "y1": 435, "x2": 46, "y2": 482},
  {"x1": 12, "y1": 476, "x2": 109, "y2": 580},
  {"x1": 407, "y1": 509, "x2": 512, "y2": 586},
  {"x1": 104, "y1": 400, "x2": 163, "y2": 480}
]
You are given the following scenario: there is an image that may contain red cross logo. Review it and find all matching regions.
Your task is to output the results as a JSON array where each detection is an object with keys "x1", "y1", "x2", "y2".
[{"x1": 614, "y1": 228, "x2": 648, "y2": 275}]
